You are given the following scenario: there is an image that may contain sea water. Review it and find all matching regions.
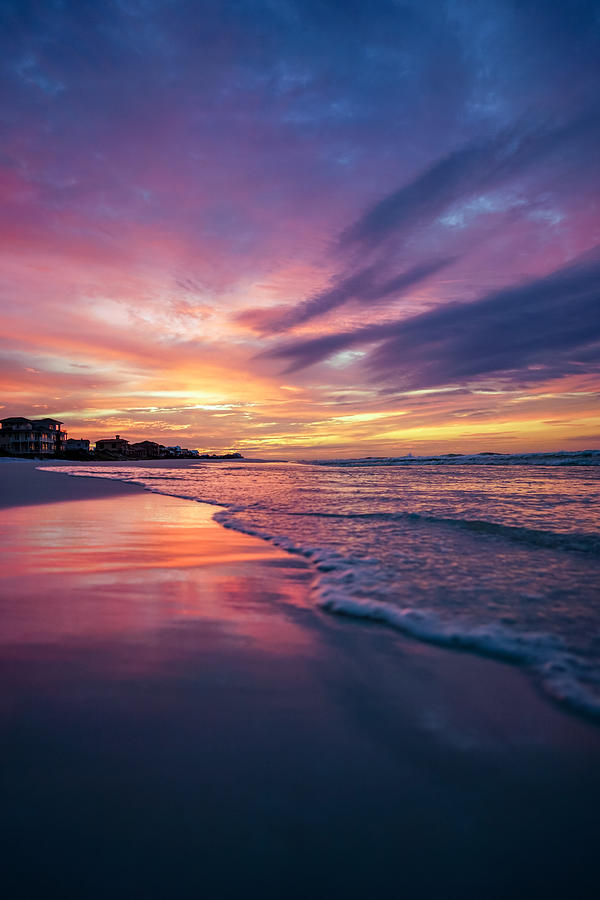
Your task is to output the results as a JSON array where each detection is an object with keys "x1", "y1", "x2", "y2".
[{"x1": 44, "y1": 457, "x2": 600, "y2": 719}]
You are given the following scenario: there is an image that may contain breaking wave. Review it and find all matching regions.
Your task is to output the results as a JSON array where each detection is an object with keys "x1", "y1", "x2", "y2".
[
  {"x1": 212, "y1": 506, "x2": 600, "y2": 721},
  {"x1": 307, "y1": 450, "x2": 600, "y2": 467}
]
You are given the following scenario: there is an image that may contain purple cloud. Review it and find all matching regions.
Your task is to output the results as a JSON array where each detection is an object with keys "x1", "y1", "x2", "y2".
[
  {"x1": 240, "y1": 257, "x2": 454, "y2": 333},
  {"x1": 260, "y1": 246, "x2": 600, "y2": 389},
  {"x1": 340, "y1": 113, "x2": 600, "y2": 251}
]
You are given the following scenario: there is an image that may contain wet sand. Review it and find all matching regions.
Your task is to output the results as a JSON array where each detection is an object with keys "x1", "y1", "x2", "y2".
[{"x1": 1, "y1": 462, "x2": 599, "y2": 898}]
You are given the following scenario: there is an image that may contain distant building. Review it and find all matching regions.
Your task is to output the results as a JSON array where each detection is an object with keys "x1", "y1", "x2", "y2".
[
  {"x1": 165, "y1": 446, "x2": 199, "y2": 458},
  {"x1": 0, "y1": 417, "x2": 67, "y2": 456},
  {"x1": 65, "y1": 438, "x2": 90, "y2": 452},
  {"x1": 95, "y1": 434, "x2": 130, "y2": 455},
  {"x1": 199, "y1": 451, "x2": 242, "y2": 459},
  {"x1": 129, "y1": 440, "x2": 164, "y2": 458}
]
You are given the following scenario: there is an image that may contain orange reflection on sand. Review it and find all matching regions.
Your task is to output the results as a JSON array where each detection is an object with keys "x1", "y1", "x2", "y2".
[{"x1": 0, "y1": 491, "x2": 313, "y2": 652}]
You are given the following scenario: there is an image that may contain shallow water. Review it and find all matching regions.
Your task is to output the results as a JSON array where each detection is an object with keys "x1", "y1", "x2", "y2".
[{"x1": 45, "y1": 462, "x2": 600, "y2": 718}]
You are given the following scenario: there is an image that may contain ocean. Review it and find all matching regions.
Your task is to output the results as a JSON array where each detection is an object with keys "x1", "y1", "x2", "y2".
[{"x1": 46, "y1": 454, "x2": 600, "y2": 720}]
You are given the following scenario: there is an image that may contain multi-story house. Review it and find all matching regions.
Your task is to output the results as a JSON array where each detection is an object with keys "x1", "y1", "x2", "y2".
[
  {"x1": 95, "y1": 434, "x2": 130, "y2": 455},
  {"x1": 129, "y1": 440, "x2": 165, "y2": 458},
  {"x1": 0, "y1": 417, "x2": 67, "y2": 456}
]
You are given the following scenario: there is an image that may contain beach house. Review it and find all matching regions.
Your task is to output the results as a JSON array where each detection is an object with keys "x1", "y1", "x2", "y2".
[
  {"x1": 129, "y1": 440, "x2": 165, "y2": 458},
  {"x1": 95, "y1": 434, "x2": 130, "y2": 455},
  {"x1": 65, "y1": 438, "x2": 91, "y2": 452},
  {"x1": 0, "y1": 416, "x2": 67, "y2": 456}
]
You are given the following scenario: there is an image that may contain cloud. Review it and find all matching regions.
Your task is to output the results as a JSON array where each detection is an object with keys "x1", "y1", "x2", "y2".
[
  {"x1": 239, "y1": 256, "x2": 453, "y2": 333},
  {"x1": 238, "y1": 108, "x2": 599, "y2": 337},
  {"x1": 340, "y1": 113, "x2": 600, "y2": 250},
  {"x1": 260, "y1": 246, "x2": 600, "y2": 389}
]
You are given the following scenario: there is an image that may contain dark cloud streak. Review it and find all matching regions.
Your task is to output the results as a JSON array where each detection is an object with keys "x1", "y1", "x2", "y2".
[
  {"x1": 340, "y1": 113, "x2": 600, "y2": 250},
  {"x1": 240, "y1": 108, "x2": 599, "y2": 337},
  {"x1": 240, "y1": 257, "x2": 453, "y2": 333},
  {"x1": 260, "y1": 247, "x2": 600, "y2": 389}
]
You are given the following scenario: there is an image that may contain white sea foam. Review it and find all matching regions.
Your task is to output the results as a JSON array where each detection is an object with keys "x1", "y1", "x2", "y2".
[{"x1": 213, "y1": 505, "x2": 600, "y2": 720}]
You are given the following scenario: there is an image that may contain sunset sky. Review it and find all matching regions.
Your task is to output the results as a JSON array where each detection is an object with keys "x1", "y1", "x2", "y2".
[{"x1": 1, "y1": 0, "x2": 599, "y2": 456}]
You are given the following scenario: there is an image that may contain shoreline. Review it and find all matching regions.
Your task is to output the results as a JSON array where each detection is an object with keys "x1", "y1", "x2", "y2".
[
  {"x1": 32, "y1": 459, "x2": 600, "y2": 724},
  {"x1": 0, "y1": 458, "x2": 144, "y2": 510},
  {"x1": 3, "y1": 459, "x2": 600, "y2": 740},
  {"x1": 1, "y1": 461, "x2": 600, "y2": 897}
]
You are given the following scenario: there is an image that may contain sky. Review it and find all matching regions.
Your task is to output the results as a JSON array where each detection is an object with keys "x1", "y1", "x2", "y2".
[{"x1": 1, "y1": 0, "x2": 599, "y2": 456}]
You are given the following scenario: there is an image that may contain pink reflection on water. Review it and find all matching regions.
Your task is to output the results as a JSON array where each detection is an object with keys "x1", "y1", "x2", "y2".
[{"x1": 0, "y1": 491, "x2": 312, "y2": 652}]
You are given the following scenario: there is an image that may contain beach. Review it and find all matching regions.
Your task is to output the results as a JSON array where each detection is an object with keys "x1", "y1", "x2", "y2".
[{"x1": 1, "y1": 461, "x2": 599, "y2": 899}]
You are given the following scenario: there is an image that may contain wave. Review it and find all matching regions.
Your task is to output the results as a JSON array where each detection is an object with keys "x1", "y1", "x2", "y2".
[
  {"x1": 316, "y1": 596, "x2": 600, "y2": 720},
  {"x1": 410, "y1": 514, "x2": 600, "y2": 555},
  {"x1": 225, "y1": 506, "x2": 600, "y2": 556},
  {"x1": 307, "y1": 450, "x2": 600, "y2": 467},
  {"x1": 212, "y1": 506, "x2": 600, "y2": 720}
]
